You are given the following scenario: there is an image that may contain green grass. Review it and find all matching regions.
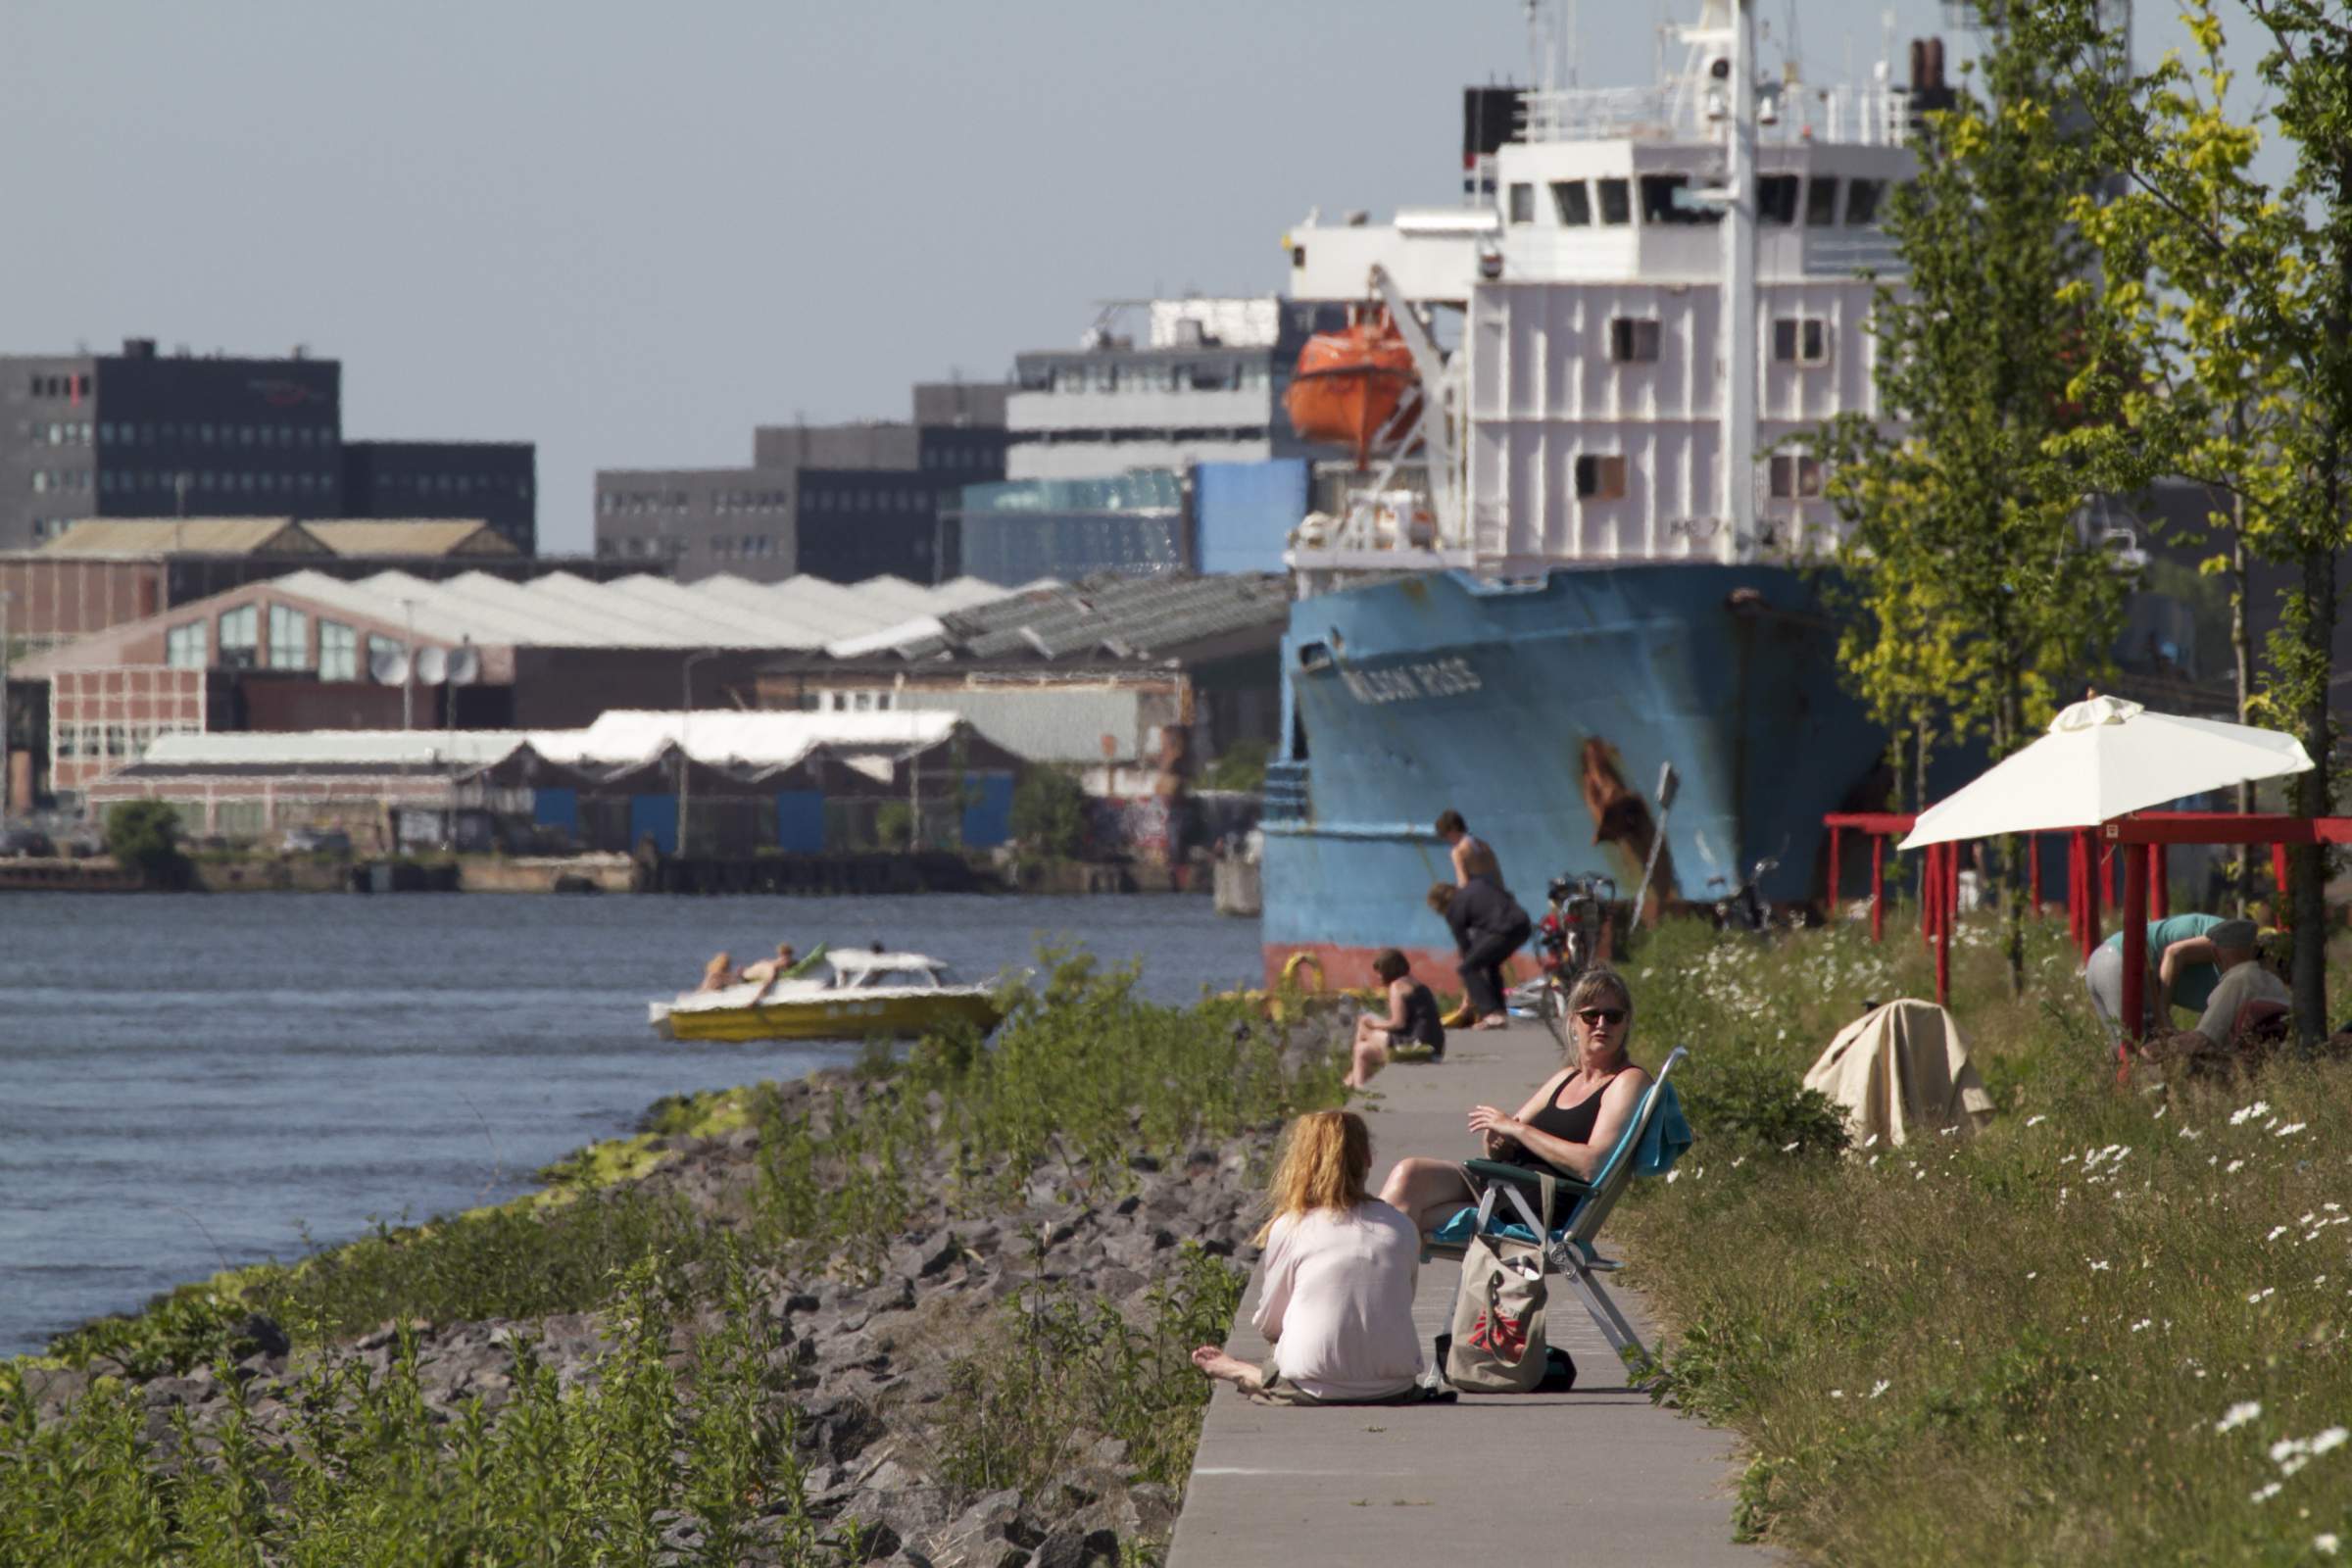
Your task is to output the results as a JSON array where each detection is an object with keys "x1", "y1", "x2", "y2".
[
  {"x1": 0, "y1": 949, "x2": 1338, "y2": 1564},
  {"x1": 1616, "y1": 909, "x2": 2352, "y2": 1564}
]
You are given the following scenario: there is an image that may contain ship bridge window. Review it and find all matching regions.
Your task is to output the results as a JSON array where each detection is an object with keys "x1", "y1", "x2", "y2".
[
  {"x1": 1608, "y1": 318, "x2": 1661, "y2": 363},
  {"x1": 1574, "y1": 455, "x2": 1628, "y2": 501},
  {"x1": 1770, "y1": 454, "x2": 1825, "y2": 499},
  {"x1": 1550, "y1": 180, "x2": 1591, "y2": 225},
  {"x1": 1639, "y1": 174, "x2": 1722, "y2": 225},
  {"x1": 1757, "y1": 174, "x2": 1800, "y2": 224},
  {"x1": 1845, "y1": 178, "x2": 1885, "y2": 225},
  {"x1": 1507, "y1": 182, "x2": 1536, "y2": 223},
  {"x1": 1805, "y1": 177, "x2": 1840, "y2": 225},
  {"x1": 1596, "y1": 177, "x2": 1632, "y2": 225},
  {"x1": 1773, "y1": 318, "x2": 1832, "y2": 366}
]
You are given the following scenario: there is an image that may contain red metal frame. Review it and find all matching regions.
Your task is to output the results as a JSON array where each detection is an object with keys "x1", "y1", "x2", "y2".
[{"x1": 1820, "y1": 808, "x2": 2345, "y2": 1017}]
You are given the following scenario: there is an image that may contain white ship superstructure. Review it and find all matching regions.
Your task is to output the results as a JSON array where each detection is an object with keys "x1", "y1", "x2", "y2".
[{"x1": 1283, "y1": 0, "x2": 1927, "y2": 573}]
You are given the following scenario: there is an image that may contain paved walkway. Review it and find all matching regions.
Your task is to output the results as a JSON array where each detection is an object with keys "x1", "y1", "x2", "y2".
[{"x1": 1167, "y1": 1018, "x2": 1763, "y2": 1567}]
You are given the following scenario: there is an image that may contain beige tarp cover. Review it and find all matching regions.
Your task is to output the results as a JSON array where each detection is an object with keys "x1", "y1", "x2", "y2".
[{"x1": 1802, "y1": 999, "x2": 1996, "y2": 1149}]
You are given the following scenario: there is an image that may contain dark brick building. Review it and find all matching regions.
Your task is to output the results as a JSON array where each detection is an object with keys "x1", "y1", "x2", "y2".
[
  {"x1": 594, "y1": 382, "x2": 1008, "y2": 584},
  {"x1": 340, "y1": 440, "x2": 537, "y2": 553}
]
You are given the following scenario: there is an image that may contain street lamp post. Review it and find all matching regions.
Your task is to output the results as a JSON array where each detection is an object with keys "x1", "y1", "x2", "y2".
[{"x1": 677, "y1": 649, "x2": 719, "y2": 861}]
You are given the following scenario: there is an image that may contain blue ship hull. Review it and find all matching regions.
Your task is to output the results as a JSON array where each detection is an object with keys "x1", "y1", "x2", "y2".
[{"x1": 1259, "y1": 565, "x2": 1886, "y2": 986}]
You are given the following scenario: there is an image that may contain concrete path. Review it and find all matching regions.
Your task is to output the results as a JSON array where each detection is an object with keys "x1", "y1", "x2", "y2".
[{"x1": 1167, "y1": 1019, "x2": 1763, "y2": 1567}]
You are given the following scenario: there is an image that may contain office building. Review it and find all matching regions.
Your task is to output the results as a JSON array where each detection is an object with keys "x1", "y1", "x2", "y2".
[
  {"x1": 594, "y1": 382, "x2": 1007, "y2": 585},
  {"x1": 0, "y1": 338, "x2": 536, "y2": 553}
]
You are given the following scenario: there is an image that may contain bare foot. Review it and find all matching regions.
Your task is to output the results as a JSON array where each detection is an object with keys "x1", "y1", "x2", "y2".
[
  {"x1": 1474, "y1": 1014, "x2": 1510, "y2": 1030},
  {"x1": 1190, "y1": 1346, "x2": 1265, "y2": 1391}
]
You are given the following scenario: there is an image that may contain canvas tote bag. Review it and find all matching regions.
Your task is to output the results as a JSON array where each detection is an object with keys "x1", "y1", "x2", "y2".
[{"x1": 1444, "y1": 1176, "x2": 1555, "y2": 1393}]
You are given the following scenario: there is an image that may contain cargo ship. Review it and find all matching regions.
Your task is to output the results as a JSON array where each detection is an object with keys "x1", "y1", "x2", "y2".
[{"x1": 1258, "y1": 0, "x2": 1936, "y2": 986}]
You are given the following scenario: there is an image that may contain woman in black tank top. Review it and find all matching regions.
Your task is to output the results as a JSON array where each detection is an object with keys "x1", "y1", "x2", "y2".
[
  {"x1": 1374, "y1": 968, "x2": 1651, "y2": 1236},
  {"x1": 1346, "y1": 949, "x2": 1448, "y2": 1089}
]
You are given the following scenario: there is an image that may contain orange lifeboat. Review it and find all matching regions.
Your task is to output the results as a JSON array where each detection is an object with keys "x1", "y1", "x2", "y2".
[{"x1": 1285, "y1": 307, "x2": 1418, "y2": 467}]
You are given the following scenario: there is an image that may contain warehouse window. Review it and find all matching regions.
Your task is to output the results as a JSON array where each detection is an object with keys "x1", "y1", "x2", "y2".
[
  {"x1": 165, "y1": 621, "x2": 207, "y2": 669},
  {"x1": 218, "y1": 606, "x2": 260, "y2": 668},
  {"x1": 1758, "y1": 174, "x2": 1800, "y2": 224},
  {"x1": 1772, "y1": 318, "x2": 1832, "y2": 366},
  {"x1": 1596, "y1": 177, "x2": 1632, "y2": 225},
  {"x1": 1805, "y1": 177, "x2": 1840, "y2": 226},
  {"x1": 318, "y1": 620, "x2": 358, "y2": 680},
  {"x1": 1550, "y1": 180, "x2": 1591, "y2": 225},
  {"x1": 268, "y1": 604, "x2": 310, "y2": 670}
]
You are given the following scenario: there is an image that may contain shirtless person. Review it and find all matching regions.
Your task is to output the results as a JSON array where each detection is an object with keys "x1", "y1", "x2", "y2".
[
  {"x1": 739, "y1": 942, "x2": 799, "y2": 987},
  {"x1": 697, "y1": 952, "x2": 738, "y2": 993},
  {"x1": 1435, "y1": 809, "x2": 1502, "y2": 889}
]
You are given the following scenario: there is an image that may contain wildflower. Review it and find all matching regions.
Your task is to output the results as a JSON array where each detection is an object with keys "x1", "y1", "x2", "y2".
[
  {"x1": 2089, "y1": 1259, "x2": 2111, "y2": 1272},
  {"x1": 1870, "y1": 1379, "x2": 1890, "y2": 1398},
  {"x1": 2272, "y1": 1437, "x2": 2312, "y2": 1463},
  {"x1": 1829, "y1": 1388, "x2": 1844, "y2": 1399},
  {"x1": 2131, "y1": 1319, "x2": 2152, "y2": 1333},
  {"x1": 2278, "y1": 1122, "x2": 2309, "y2": 1138},
  {"x1": 2154, "y1": 1103, "x2": 2168, "y2": 1120},
  {"x1": 2252, "y1": 1481, "x2": 2283, "y2": 1502},
  {"x1": 2327, "y1": 1203, "x2": 2342, "y2": 1213},
  {"x1": 2026, "y1": 1114, "x2": 2047, "y2": 1127},
  {"x1": 1780, "y1": 1141, "x2": 1799, "y2": 1153},
  {"x1": 2228, "y1": 1159, "x2": 2248, "y2": 1175},
  {"x1": 2180, "y1": 1128, "x2": 2202, "y2": 1141},
  {"x1": 2315, "y1": 1428, "x2": 2350, "y2": 1455},
  {"x1": 2271, "y1": 1227, "x2": 2292, "y2": 1243},
  {"x1": 1666, "y1": 1170, "x2": 1680, "y2": 1184},
  {"x1": 2250, "y1": 1288, "x2": 2277, "y2": 1303},
  {"x1": 1863, "y1": 1133, "x2": 1880, "y2": 1149},
  {"x1": 2219, "y1": 1401, "x2": 2263, "y2": 1432},
  {"x1": 2026, "y1": 1271, "x2": 2038, "y2": 1281},
  {"x1": 2316, "y1": 1535, "x2": 2339, "y2": 1556},
  {"x1": 2231, "y1": 1101, "x2": 2273, "y2": 1126}
]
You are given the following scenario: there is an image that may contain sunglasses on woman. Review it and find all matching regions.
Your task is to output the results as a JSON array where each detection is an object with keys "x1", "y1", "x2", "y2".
[{"x1": 1577, "y1": 1006, "x2": 1627, "y2": 1027}]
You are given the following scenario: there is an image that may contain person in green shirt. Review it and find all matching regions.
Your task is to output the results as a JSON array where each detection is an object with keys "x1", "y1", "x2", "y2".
[{"x1": 2083, "y1": 913, "x2": 2255, "y2": 1038}]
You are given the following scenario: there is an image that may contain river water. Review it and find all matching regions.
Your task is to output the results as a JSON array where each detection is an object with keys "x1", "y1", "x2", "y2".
[{"x1": 0, "y1": 892, "x2": 1263, "y2": 1357}]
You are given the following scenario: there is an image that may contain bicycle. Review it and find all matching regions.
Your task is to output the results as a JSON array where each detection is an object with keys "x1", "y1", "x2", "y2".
[{"x1": 1531, "y1": 872, "x2": 1615, "y2": 1051}]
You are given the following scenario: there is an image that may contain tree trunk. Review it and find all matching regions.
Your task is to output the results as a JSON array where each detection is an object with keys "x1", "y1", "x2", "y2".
[
  {"x1": 2290, "y1": 538, "x2": 2335, "y2": 1047},
  {"x1": 2232, "y1": 492, "x2": 2255, "y2": 914}
]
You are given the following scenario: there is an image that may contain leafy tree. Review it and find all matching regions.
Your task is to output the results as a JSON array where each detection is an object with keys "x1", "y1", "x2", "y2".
[
  {"x1": 1198, "y1": 737, "x2": 1270, "y2": 794},
  {"x1": 874, "y1": 800, "x2": 914, "y2": 852},
  {"x1": 103, "y1": 800, "x2": 191, "y2": 889},
  {"x1": 1809, "y1": 19, "x2": 2132, "y2": 991},
  {"x1": 2025, "y1": 0, "x2": 2352, "y2": 1040},
  {"x1": 1008, "y1": 765, "x2": 1089, "y2": 861}
]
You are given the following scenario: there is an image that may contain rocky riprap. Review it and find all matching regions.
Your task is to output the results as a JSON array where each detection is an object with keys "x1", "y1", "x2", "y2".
[{"x1": 21, "y1": 1066, "x2": 1291, "y2": 1567}]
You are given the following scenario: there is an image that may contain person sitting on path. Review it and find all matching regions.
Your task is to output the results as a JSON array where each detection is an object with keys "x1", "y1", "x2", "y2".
[
  {"x1": 1378, "y1": 967, "x2": 1651, "y2": 1236},
  {"x1": 1191, "y1": 1110, "x2": 1440, "y2": 1405},
  {"x1": 2082, "y1": 911, "x2": 2233, "y2": 1039},
  {"x1": 1345, "y1": 949, "x2": 1446, "y2": 1088},
  {"x1": 1429, "y1": 877, "x2": 1533, "y2": 1031},
  {"x1": 697, "y1": 952, "x2": 737, "y2": 993},
  {"x1": 1436, "y1": 808, "x2": 1503, "y2": 889},
  {"x1": 2188, "y1": 921, "x2": 2290, "y2": 1047}
]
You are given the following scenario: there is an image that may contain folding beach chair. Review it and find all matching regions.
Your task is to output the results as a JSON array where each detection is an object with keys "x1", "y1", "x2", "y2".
[{"x1": 1423, "y1": 1046, "x2": 1691, "y2": 1365}]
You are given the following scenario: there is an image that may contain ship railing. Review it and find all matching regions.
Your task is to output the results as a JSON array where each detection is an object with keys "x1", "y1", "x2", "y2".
[
  {"x1": 1262, "y1": 760, "x2": 1310, "y2": 826},
  {"x1": 1518, "y1": 83, "x2": 1913, "y2": 147}
]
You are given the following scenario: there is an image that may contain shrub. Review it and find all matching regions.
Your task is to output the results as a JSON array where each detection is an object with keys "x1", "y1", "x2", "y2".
[
  {"x1": 1199, "y1": 737, "x2": 1271, "y2": 794},
  {"x1": 102, "y1": 800, "x2": 192, "y2": 889},
  {"x1": 1674, "y1": 1055, "x2": 1850, "y2": 1159},
  {"x1": 1009, "y1": 765, "x2": 1089, "y2": 859}
]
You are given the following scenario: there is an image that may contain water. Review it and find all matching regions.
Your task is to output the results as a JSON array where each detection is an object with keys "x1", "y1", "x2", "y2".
[{"x1": 0, "y1": 892, "x2": 1263, "y2": 1357}]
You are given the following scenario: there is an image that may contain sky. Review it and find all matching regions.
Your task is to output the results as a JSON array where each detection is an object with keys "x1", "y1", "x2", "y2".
[{"x1": 0, "y1": 1, "x2": 2264, "y2": 556}]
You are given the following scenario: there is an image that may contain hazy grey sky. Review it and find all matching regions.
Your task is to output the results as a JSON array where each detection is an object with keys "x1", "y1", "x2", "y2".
[{"x1": 0, "y1": 2, "x2": 2244, "y2": 554}]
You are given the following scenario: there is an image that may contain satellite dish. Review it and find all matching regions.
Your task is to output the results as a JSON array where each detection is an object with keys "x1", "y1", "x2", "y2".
[
  {"x1": 414, "y1": 646, "x2": 449, "y2": 685},
  {"x1": 445, "y1": 646, "x2": 480, "y2": 686},
  {"x1": 369, "y1": 644, "x2": 411, "y2": 685}
]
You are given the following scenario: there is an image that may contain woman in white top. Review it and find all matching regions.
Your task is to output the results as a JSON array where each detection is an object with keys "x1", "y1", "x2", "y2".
[{"x1": 1191, "y1": 1110, "x2": 1434, "y2": 1404}]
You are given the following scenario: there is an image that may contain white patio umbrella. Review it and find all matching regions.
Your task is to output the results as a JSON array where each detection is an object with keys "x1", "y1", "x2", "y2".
[{"x1": 1897, "y1": 695, "x2": 2312, "y2": 850}]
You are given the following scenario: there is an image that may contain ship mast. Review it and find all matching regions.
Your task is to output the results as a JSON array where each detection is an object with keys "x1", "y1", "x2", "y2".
[{"x1": 1720, "y1": 0, "x2": 1756, "y2": 561}]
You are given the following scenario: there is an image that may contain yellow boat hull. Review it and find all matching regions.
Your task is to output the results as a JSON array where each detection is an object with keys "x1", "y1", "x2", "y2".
[{"x1": 660, "y1": 991, "x2": 1004, "y2": 1043}]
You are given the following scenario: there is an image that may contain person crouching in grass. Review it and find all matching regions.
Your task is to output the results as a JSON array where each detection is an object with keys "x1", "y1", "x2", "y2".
[
  {"x1": 1346, "y1": 948, "x2": 1446, "y2": 1088},
  {"x1": 1191, "y1": 1110, "x2": 1446, "y2": 1405}
]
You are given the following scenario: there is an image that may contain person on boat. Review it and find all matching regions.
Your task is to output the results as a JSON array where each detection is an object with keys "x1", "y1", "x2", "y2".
[
  {"x1": 1346, "y1": 949, "x2": 1446, "y2": 1089},
  {"x1": 1377, "y1": 967, "x2": 1651, "y2": 1237},
  {"x1": 738, "y1": 942, "x2": 799, "y2": 990},
  {"x1": 1436, "y1": 808, "x2": 1502, "y2": 889},
  {"x1": 2082, "y1": 911, "x2": 2237, "y2": 1039},
  {"x1": 697, "y1": 952, "x2": 737, "y2": 993},
  {"x1": 1428, "y1": 878, "x2": 1532, "y2": 1031},
  {"x1": 1190, "y1": 1110, "x2": 1441, "y2": 1405}
]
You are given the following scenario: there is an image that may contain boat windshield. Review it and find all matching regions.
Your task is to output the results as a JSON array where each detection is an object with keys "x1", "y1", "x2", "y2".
[{"x1": 839, "y1": 964, "x2": 943, "y2": 991}]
